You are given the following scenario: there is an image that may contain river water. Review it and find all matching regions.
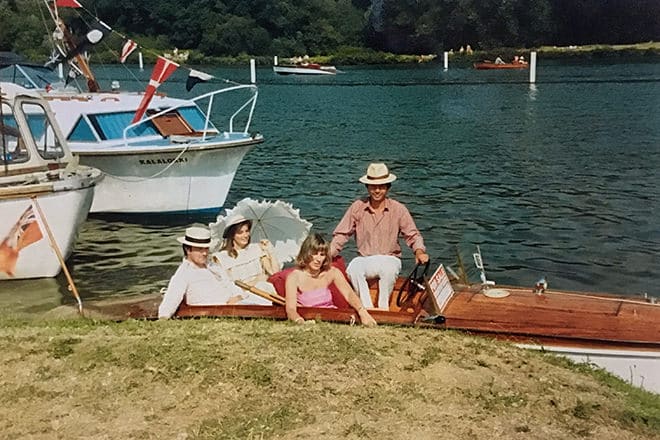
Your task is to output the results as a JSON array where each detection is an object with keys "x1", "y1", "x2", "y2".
[{"x1": 1, "y1": 59, "x2": 659, "y2": 312}]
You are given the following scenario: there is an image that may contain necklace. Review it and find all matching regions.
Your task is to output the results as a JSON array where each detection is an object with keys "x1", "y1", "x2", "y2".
[{"x1": 306, "y1": 269, "x2": 321, "y2": 278}]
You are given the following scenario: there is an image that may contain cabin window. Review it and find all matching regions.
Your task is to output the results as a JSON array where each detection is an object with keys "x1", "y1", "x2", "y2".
[
  {"x1": 69, "y1": 116, "x2": 99, "y2": 142},
  {"x1": 85, "y1": 111, "x2": 158, "y2": 141},
  {"x1": 0, "y1": 107, "x2": 30, "y2": 165},
  {"x1": 178, "y1": 106, "x2": 218, "y2": 133},
  {"x1": 20, "y1": 102, "x2": 64, "y2": 160}
]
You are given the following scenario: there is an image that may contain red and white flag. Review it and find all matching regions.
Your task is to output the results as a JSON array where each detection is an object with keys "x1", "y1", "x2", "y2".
[
  {"x1": 132, "y1": 56, "x2": 179, "y2": 123},
  {"x1": 55, "y1": 0, "x2": 82, "y2": 8},
  {"x1": 119, "y1": 39, "x2": 137, "y2": 63},
  {"x1": 0, "y1": 205, "x2": 44, "y2": 277}
]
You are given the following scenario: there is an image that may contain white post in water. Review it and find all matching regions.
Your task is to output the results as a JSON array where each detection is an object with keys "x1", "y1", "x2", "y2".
[
  {"x1": 529, "y1": 51, "x2": 537, "y2": 84},
  {"x1": 443, "y1": 51, "x2": 449, "y2": 70},
  {"x1": 250, "y1": 59, "x2": 256, "y2": 84},
  {"x1": 273, "y1": 56, "x2": 278, "y2": 66},
  {"x1": 57, "y1": 63, "x2": 64, "y2": 79},
  {"x1": 138, "y1": 52, "x2": 144, "y2": 71}
]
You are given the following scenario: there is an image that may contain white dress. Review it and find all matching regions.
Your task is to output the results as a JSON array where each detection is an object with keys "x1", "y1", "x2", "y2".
[{"x1": 214, "y1": 243, "x2": 278, "y2": 299}]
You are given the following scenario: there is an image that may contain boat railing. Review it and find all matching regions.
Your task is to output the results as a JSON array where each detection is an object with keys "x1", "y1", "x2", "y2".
[{"x1": 122, "y1": 84, "x2": 259, "y2": 146}]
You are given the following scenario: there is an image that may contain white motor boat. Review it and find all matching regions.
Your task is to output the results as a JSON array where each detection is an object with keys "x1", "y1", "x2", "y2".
[
  {"x1": 0, "y1": 1, "x2": 264, "y2": 215},
  {"x1": 0, "y1": 82, "x2": 101, "y2": 279},
  {"x1": 0, "y1": 60, "x2": 263, "y2": 215},
  {"x1": 273, "y1": 63, "x2": 337, "y2": 76}
]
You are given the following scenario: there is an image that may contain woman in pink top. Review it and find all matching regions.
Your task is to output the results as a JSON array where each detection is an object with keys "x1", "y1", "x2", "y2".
[{"x1": 285, "y1": 233, "x2": 377, "y2": 326}]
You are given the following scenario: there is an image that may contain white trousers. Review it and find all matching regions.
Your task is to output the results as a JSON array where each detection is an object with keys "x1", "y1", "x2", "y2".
[{"x1": 346, "y1": 255, "x2": 402, "y2": 309}]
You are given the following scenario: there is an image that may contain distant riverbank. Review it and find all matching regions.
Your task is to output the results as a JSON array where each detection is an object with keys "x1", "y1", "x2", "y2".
[{"x1": 55, "y1": 41, "x2": 660, "y2": 67}]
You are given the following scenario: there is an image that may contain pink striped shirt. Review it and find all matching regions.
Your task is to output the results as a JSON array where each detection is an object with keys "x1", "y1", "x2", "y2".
[{"x1": 331, "y1": 197, "x2": 425, "y2": 258}]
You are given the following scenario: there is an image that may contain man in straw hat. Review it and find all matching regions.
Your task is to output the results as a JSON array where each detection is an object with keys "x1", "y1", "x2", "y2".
[
  {"x1": 158, "y1": 225, "x2": 266, "y2": 318},
  {"x1": 330, "y1": 163, "x2": 429, "y2": 310}
]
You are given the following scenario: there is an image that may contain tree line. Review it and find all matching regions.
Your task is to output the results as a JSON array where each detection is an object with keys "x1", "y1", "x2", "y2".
[{"x1": 1, "y1": 0, "x2": 658, "y2": 60}]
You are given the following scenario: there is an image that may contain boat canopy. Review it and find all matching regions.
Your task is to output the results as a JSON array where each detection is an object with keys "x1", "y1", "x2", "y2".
[{"x1": 1, "y1": 89, "x2": 69, "y2": 172}]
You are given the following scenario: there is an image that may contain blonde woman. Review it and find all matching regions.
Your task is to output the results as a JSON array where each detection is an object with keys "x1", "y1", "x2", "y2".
[{"x1": 285, "y1": 233, "x2": 376, "y2": 326}]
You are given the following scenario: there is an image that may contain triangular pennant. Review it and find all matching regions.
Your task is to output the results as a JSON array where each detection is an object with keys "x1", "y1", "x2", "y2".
[
  {"x1": 55, "y1": 0, "x2": 82, "y2": 7},
  {"x1": 186, "y1": 69, "x2": 214, "y2": 92},
  {"x1": 132, "y1": 56, "x2": 179, "y2": 123},
  {"x1": 119, "y1": 39, "x2": 137, "y2": 63},
  {"x1": 65, "y1": 20, "x2": 112, "y2": 62}
]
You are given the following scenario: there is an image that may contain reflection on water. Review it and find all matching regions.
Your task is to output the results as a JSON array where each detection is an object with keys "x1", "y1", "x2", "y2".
[
  {"x1": 0, "y1": 278, "x2": 65, "y2": 316},
  {"x1": 1, "y1": 60, "x2": 659, "y2": 313}
]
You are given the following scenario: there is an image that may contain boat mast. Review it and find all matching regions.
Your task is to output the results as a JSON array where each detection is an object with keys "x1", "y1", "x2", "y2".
[{"x1": 46, "y1": 0, "x2": 101, "y2": 92}]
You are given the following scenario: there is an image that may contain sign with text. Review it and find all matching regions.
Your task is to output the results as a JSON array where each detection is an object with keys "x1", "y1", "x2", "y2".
[{"x1": 427, "y1": 264, "x2": 455, "y2": 313}]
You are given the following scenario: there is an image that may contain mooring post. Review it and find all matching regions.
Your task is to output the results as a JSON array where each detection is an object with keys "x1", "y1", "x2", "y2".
[
  {"x1": 138, "y1": 52, "x2": 144, "y2": 71},
  {"x1": 250, "y1": 59, "x2": 256, "y2": 84},
  {"x1": 529, "y1": 51, "x2": 537, "y2": 84},
  {"x1": 443, "y1": 51, "x2": 449, "y2": 70},
  {"x1": 273, "y1": 55, "x2": 278, "y2": 66}
]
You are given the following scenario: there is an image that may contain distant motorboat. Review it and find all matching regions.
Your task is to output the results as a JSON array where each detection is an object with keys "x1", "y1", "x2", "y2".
[
  {"x1": 474, "y1": 61, "x2": 529, "y2": 70},
  {"x1": 0, "y1": 82, "x2": 101, "y2": 279},
  {"x1": 273, "y1": 63, "x2": 337, "y2": 76}
]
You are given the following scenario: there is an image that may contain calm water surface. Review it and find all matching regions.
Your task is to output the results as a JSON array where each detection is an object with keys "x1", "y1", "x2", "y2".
[{"x1": 2, "y1": 60, "x2": 659, "y2": 311}]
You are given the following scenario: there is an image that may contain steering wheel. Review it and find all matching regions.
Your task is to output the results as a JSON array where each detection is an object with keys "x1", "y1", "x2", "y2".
[{"x1": 396, "y1": 261, "x2": 430, "y2": 307}]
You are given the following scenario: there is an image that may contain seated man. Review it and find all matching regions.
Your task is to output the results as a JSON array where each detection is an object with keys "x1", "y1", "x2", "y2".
[
  {"x1": 330, "y1": 163, "x2": 429, "y2": 310},
  {"x1": 158, "y1": 225, "x2": 268, "y2": 319}
]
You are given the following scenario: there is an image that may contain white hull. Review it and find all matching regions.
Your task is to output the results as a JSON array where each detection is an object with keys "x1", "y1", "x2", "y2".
[
  {"x1": 0, "y1": 184, "x2": 95, "y2": 280},
  {"x1": 519, "y1": 344, "x2": 660, "y2": 394},
  {"x1": 79, "y1": 141, "x2": 256, "y2": 213},
  {"x1": 273, "y1": 65, "x2": 337, "y2": 75},
  {"x1": 40, "y1": 86, "x2": 263, "y2": 214}
]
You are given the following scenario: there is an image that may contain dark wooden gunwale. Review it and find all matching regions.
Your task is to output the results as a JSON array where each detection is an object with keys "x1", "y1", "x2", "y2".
[{"x1": 104, "y1": 277, "x2": 660, "y2": 353}]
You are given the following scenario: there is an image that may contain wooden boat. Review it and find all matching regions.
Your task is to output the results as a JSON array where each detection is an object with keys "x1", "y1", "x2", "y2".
[
  {"x1": 76, "y1": 261, "x2": 660, "y2": 393},
  {"x1": 0, "y1": 82, "x2": 102, "y2": 279},
  {"x1": 474, "y1": 61, "x2": 528, "y2": 70}
]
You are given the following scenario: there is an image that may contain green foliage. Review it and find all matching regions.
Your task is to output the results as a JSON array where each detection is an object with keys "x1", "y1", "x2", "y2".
[{"x1": 0, "y1": 0, "x2": 658, "y2": 63}]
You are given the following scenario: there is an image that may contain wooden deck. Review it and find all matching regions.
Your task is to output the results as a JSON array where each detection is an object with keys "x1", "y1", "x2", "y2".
[{"x1": 441, "y1": 285, "x2": 660, "y2": 350}]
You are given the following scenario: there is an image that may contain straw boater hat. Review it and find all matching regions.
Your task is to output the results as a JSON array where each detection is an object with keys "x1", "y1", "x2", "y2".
[
  {"x1": 177, "y1": 226, "x2": 213, "y2": 247},
  {"x1": 359, "y1": 162, "x2": 397, "y2": 185},
  {"x1": 222, "y1": 214, "x2": 251, "y2": 238}
]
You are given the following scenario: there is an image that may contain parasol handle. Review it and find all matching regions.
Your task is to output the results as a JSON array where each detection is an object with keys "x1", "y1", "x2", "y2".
[{"x1": 234, "y1": 280, "x2": 286, "y2": 306}]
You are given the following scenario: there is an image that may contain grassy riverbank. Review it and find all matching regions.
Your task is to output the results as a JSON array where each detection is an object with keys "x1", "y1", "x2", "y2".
[{"x1": 1, "y1": 316, "x2": 659, "y2": 439}]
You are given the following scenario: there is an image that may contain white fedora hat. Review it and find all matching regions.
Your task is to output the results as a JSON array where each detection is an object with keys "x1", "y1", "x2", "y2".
[
  {"x1": 358, "y1": 162, "x2": 397, "y2": 185},
  {"x1": 177, "y1": 226, "x2": 213, "y2": 247}
]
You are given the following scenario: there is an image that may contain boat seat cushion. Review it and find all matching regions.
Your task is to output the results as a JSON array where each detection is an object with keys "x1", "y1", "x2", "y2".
[{"x1": 268, "y1": 256, "x2": 351, "y2": 308}]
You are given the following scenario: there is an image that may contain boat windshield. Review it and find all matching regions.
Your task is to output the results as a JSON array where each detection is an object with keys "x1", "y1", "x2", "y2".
[
  {"x1": 68, "y1": 106, "x2": 217, "y2": 142},
  {"x1": 0, "y1": 64, "x2": 67, "y2": 91},
  {"x1": 70, "y1": 111, "x2": 159, "y2": 141},
  {"x1": 1, "y1": 103, "x2": 30, "y2": 165},
  {"x1": 20, "y1": 102, "x2": 65, "y2": 160}
]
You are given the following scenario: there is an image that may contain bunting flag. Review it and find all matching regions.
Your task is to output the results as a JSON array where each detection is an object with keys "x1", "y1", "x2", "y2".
[
  {"x1": 64, "y1": 20, "x2": 112, "y2": 62},
  {"x1": 119, "y1": 39, "x2": 137, "y2": 63},
  {"x1": 0, "y1": 205, "x2": 44, "y2": 277},
  {"x1": 132, "y1": 56, "x2": 179, "y2": 123},
  {"x1": 56, "y1": 0, "x2": 82, "y2": 7},
  {"x1": 186, "y1": 69, "x2": 214, "y2": 92}
]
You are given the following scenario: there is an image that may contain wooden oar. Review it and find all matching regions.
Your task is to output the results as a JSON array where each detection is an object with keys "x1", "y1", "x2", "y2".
[
  {"x1": 31, "y1": 197, "x2": 84, "y2": 316},
  {"x1": 234, "y1": 280, "x2": 286, "y2": 306}
]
